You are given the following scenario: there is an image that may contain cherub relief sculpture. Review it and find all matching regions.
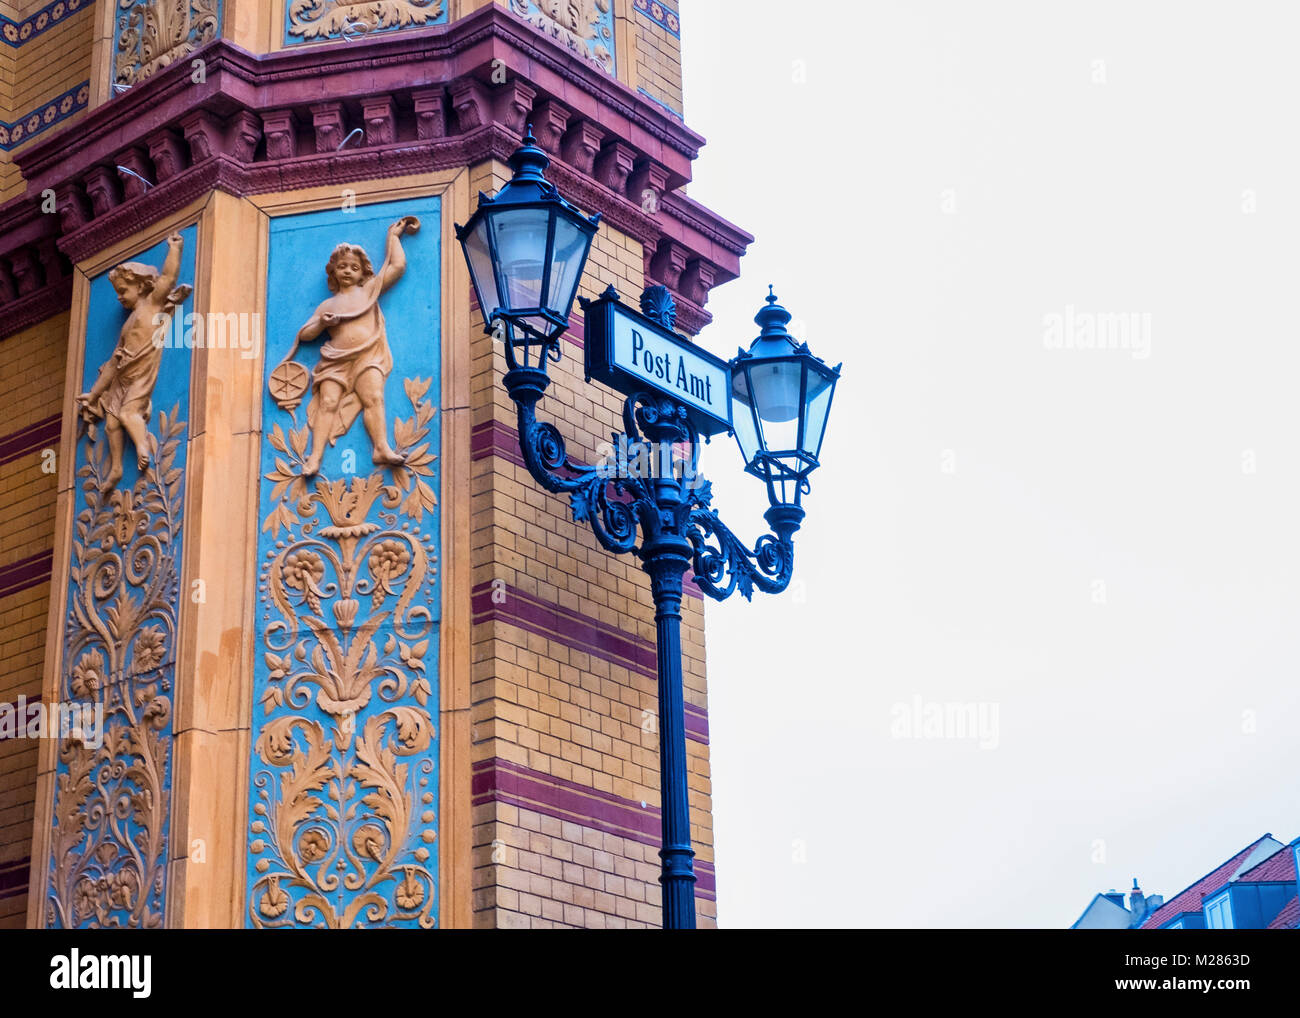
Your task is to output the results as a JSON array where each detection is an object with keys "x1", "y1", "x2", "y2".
[
  {"x1": 77, "y1": 232, "x2": 191, "y2": 493},
  {"x1": 269, "y1": 216, "x2": 420, "y2": 476}
]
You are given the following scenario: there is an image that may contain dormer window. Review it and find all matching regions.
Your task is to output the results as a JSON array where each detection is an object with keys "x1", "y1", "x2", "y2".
[{"x1": 1205, "y1": 891, "x2": 1234, "y2": 930}]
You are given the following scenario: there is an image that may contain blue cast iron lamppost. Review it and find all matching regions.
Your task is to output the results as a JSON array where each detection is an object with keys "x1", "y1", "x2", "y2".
[{"x1": 457, "y1": 129, "x2": 840, "y2": 929}]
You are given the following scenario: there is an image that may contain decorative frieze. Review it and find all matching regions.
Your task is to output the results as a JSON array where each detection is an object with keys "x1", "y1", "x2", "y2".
[
  {"x1": 0, "y1": 0, "x2": 90, "y2": 49},
  {"x1": 632, "y1": 0, "x2": 679, "y2": 38},
  {"x1": 0, "y1": 81, "x2": 89, "y2": 151}
]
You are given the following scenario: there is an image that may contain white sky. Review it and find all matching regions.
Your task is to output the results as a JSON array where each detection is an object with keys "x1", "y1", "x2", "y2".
[{"x1": 680, "y1": 1, "x2": 1300, "y2": 927}]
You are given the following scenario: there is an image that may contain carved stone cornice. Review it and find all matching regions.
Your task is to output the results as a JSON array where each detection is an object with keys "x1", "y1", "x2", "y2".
[
  {"x1": 0, "y1": 5, "x2": 752, "y2": 339},
  {"x1": 649, "y1": 237, "x2": 688, "y2": 291},
  {"x1": 361, "y1": 95, "x2": 398, "y2": 147},
  {"x1": 661, "y1": 191, "x2": 753, "y2": 260},
  {"x1": 411, "y1": 89, "x2": 446, "y2": 140},
  {"x1": 309, "y1": 102, "x2": 347, "y2": 155},
  {"x1": 532, "y1": 98, "x2": 570, "y2": 154},
  {"x1": 560, "y1": 118, "x2": 604, "y2": 175},
  {"x1": 0, "y1": 275, "x2": 72, "y2": 337}
]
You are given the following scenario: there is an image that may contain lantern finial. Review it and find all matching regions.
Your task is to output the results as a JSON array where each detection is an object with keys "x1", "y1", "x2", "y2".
[
  {"x1": 754, "y1": 286, "x2": 793, "y2": 338},
  {"x1": 508, "y1": 124, "x2": 551, "y2": 180}
]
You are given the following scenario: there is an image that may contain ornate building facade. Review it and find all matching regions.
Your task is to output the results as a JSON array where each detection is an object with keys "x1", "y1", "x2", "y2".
[{"x1": 0, "y1": 0, "x2": 750, "y2": 928}]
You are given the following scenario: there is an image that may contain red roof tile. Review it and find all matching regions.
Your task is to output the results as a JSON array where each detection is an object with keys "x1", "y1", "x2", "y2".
[
  {"x1": 1237, "y1": 845, "x2": 1296, "y2": 884},
  {"x1": 1267, "y1": 895, "x2": 1300, "y2": 930},
  {"x1": 1141, "y1": 836, "x2": 1276, "y2": 929}
]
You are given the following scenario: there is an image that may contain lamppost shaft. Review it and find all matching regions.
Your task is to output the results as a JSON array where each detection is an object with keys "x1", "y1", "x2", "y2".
[
  {"x1": 462, "y1": 135, "x2": 837, "y2": 930},
  {"x1": 643, "y1": 535, "x2": 697, "y2": 930}
]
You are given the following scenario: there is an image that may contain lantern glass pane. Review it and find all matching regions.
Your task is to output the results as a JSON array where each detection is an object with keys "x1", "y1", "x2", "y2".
[
  {"x1": 772, "y1": 471, "x2": 801, "y2": 506},
  {"x1": 756, "y1": 360, "x2": 801, "y2": 455},
  {"x1": 490, "y1": 207, "x2": 550, "y2": 314},
  {"x1": 800, "y1": 369, "x2": 835, "y2": 458},
  {"x1": 463, "y1": 218, "x2": 501, "y2": 322},
  {"x1": 749, "y1": 358, "x2": 803, "y2": 424},
  {"x1": 547, "y1": 215, "x2": 591, "y2": 318},
  {"x1": 730, "y1": 367, "x2": 762, "y2": 466}
]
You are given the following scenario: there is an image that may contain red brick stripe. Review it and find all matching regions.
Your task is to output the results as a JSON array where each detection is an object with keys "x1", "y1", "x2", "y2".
[
  {"x1": 470, "y1": 419, "x2": 526, "y2": 469},
  {"x1": 0, "y1": 856, "x2": 29, "y2": 900},
  {"x1": 471, "y1": 580, "x2": 708, "y2": 742},
  {"x1": 471, "y1": 758, "x2": 715, "y2": 899},
  {"x1": 474, "y1": 579, "x2": 654, "y2": 673},
  {"x1": 0, "y1": 549, "x2": 52, "y2": 600},
  {"x1": 0, "y1": 413, "x2": 60, "y2": 466}
]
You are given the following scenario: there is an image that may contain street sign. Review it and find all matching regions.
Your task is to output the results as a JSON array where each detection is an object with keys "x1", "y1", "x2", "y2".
[{"x1": 582, "y1": 290, "x2": 732, "y2": 437}]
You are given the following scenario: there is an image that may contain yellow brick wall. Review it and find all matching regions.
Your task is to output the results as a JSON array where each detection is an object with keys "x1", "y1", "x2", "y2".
[
  {"x1": 632, "y1": 3, "x2": 682, "y2": 117},
  {"x1": 467, "y1": 160, "x2": 715, "y2": 928},
  {"x1": 0, "y1": 3, "x2": 94, "y2": 203},
  {"x1": 10, "y1": 9, "x2": 91, "y2": 115},
  {"x1": 0, "y1": 311, "x2": 67, "y2": 928}
]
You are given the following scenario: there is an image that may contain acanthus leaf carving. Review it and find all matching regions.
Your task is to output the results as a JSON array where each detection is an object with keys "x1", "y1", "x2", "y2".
[
  {"x1": 114, "y1": 0, "x2": 220, "y2": 88},
  {"x1": 286, "y1": 0, "x2": 445, "y2": 42}
]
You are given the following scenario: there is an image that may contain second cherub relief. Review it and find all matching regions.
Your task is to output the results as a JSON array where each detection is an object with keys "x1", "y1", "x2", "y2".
[
  {"x1": 269, "y1": 216, "x2": 420, "y2": 476},
  {"x1": 250, "y1": 210, "x2": 440, "y2": 927}
]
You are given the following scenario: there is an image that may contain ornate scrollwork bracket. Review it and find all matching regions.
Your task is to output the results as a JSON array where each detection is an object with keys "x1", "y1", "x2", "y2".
[{"x1": 501, "y1": 285, "x2": 800, "y2": 603}]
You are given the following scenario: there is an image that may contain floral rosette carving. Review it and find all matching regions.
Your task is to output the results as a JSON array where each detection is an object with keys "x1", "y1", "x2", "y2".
[
  {"x1": 250, "y1": 378, "x2": 439, "y2": 928},
  {"x1": 46, "y1": 407, "x2": 185, "y2": 929}
]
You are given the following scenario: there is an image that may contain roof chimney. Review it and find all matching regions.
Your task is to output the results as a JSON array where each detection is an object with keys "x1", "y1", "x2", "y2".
[{"x1": 1129, "y1": 879, "x2": 1145, "y2": 917}]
